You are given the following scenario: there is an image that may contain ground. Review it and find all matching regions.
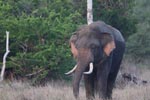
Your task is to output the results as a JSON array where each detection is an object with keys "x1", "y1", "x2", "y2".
[
  {"x1": 0, "y1": 81, "x2": 150, "y2": 100},
  {"x1": 0, "y1": 59, "x2": 150, "y2": 100}
]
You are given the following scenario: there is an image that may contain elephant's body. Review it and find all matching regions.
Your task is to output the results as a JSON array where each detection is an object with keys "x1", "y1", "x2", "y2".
[{"x1": 67, "y1": 21, "x2": 125, "y2": 100}]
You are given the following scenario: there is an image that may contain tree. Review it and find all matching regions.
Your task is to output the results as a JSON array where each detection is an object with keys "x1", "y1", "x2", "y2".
[
  {"x1": 87, "y1": 0, "x2": 93, "y2": 24},
  {"x1": 127, "y1": 0, "x2": 150, "y2": 59},
  {"x1": 0, "y1": 0, "x2": 82, "y2": 84},
  {"x1": 0, "y1": 0, "x2": 137, "y2": 84},
  {"x1": 93, "y1": 0, "x2": 137, "y2": 39}
]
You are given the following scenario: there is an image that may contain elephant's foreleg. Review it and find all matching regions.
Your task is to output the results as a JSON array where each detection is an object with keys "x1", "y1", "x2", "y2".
[
  {"x1": 97, "y1": 59, "x2": 112, "y2": 99},
  {"x1": 97, "y1": 72, "x2": 107, "y2": 99},
  {"x1": 84, "y1": 74, "x2": 95, "y2": 100},
  {"x1": 106, "y1": 57, "x2": 123, "y2": 99},
  {"x1": 106, "y1": 43, "x2": 125, "y2": 99},
  {"x1": 106, "y1": 73, "x2": 116, "y2": 99}
]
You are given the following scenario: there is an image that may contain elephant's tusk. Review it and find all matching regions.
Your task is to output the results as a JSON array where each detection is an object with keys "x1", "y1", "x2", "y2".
[
  {"x1": 84, "y1": 63, "x2": 93, "y2": 74},
  {"x1": 65, "y1": 65, "x2": 77, "y2": 75}
]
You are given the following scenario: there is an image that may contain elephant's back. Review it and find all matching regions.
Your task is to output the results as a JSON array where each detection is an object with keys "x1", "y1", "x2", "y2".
[
  {"x1": 107, "y1": 25, "x2": 125, "y2": 43},
  {"x1": 89, "y1": 21, "x2": 125, "y2": 43}
]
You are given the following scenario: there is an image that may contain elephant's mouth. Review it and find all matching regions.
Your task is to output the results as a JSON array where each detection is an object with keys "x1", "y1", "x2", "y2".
[{"x1": 65, "y1": 62, "x2": 94, "y2": 75}]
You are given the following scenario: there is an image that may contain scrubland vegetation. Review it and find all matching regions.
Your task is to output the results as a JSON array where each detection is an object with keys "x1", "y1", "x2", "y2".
[
  {"x1": 0, "y1": 59, "x2": 150, "y2": 100},
  {"x1": 0, "y1": 80, "x2": 150, "y2": 100},
  {"x1": 0, "y1": 0, "x2": 150, "y2": 100},
  {"x1": 0, "y1": 0, "x2": 149, "y2": 83}
]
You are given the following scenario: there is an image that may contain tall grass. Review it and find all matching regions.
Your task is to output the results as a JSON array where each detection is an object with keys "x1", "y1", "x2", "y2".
[
  {"x1": 0, "y1": 81, "x2": 150, "y2": 100},
  {"x1": 0, "y1": 59, "x2": 150, "y2": 100}
]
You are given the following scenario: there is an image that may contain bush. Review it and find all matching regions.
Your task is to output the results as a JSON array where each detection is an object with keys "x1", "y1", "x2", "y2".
[
  {"x1": 127, "y1": 0, "x2": 150, "y2": 59},
  {"x1": 0, "y1": 0, "x2": 137, "y2": 84}
]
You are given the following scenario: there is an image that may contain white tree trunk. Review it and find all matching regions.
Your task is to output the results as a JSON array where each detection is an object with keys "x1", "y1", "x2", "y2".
[
  {"x1": 0, "y1": 31, "x2": 10, "y2": 81},
  {"x1": 87, "y1": 0, "x2": 93, "y2": 25}
]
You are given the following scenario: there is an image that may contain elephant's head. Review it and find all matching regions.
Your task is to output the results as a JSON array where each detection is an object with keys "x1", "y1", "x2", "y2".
[{"x1": 65, "y1": 22, "x2": 116, "y2": 98}]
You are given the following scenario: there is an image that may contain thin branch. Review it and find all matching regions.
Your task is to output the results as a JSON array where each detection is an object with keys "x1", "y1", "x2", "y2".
[
  {"x1": 25, "y1": 69, "x2": 45, "y2": 77},
  {"x1": 0, "y1": 31, "x2": 10, "y2": 81}
]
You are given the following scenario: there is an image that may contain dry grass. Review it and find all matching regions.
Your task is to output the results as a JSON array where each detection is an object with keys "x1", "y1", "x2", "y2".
[
  {"x1": 0, "y1": 59, "x2": 150, "y2": 100},
  {"x1": 0, "y1": 81, "x2": 83, "y2": 100},
  {"x1": 0, "y1": 81, "x2": 150, "y2": 100},
  {"x1": 113, "y1": 85, "x2": 150, "y2": 100}
]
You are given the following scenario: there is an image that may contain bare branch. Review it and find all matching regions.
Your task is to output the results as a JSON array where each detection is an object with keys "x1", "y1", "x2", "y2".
[
  {"x1": 25, "y1": 69, "x2": 45, "y2": 77},
  {"x1": 0, "y1": 31, "x2": 10, "y2": 81}
]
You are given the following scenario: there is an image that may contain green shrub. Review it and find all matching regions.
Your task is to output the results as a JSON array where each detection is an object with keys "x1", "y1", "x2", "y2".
[{"x1": 0, "y1": 0, "x2": 137, "y2": 84}]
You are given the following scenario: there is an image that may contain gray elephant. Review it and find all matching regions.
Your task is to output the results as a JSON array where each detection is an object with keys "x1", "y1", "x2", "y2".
[{"x1": 65, "y1": 21, "x2": 125, "y2": 100}]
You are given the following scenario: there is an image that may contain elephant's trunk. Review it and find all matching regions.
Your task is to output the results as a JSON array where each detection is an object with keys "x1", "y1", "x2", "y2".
[
  {"x1": 72, "y1": 48, "x2": 94, "y2": 98},
  {"x1": 73, "y1": 61, "x2": 90, "y2": 98}
]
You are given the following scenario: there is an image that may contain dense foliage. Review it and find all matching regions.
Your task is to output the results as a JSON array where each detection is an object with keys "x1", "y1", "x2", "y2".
[
  {"x1": 0, "y1": 0, "x2": 82, "y2": 84},
  {"x1": 0, "y1": 0, "x2": 145, "y2": 84},
  {"x1": 93, "y1": 0, "x2": 137, "y2": 39},
  {"x1": 127, "y1": 0, "x2": 150, "y2": 59}
]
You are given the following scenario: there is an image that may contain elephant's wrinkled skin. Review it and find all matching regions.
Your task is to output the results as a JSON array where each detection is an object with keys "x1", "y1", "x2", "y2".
[{"x1": 67, "y1": 21, "x2": 125, "y2": 100}]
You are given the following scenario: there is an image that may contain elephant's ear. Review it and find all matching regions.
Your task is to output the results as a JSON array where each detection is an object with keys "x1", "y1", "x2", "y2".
[
  {"x1": 69, "y1": 33, "x2": 78, "y2": 46},
  {"x1": 69, "y1": 34, "x2": 78, "y2": 59},
  {"x1": 100, "y1": 33, "x2": 116, "y2": 56}
]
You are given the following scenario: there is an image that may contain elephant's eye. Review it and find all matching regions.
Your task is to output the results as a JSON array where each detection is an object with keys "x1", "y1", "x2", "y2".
[
  {"x1": 90, "y1": 44, "x2": 95, "y2": 49},
  {"x1": 90, "y1": 44, "x2": 96, "y2": 49}
]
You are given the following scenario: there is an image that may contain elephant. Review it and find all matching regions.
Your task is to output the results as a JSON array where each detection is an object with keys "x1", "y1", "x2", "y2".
[{"x1": 65, "y1": 21, "x2": 125, "y2": 100}]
